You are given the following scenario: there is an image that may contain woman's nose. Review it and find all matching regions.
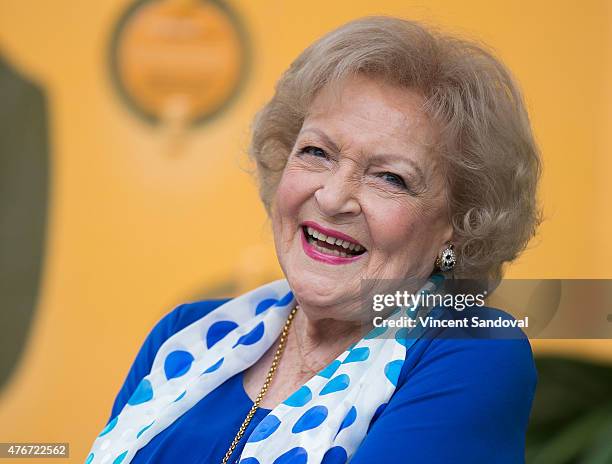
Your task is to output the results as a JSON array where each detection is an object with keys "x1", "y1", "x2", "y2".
[{"x1": 314, "y1": 171, "x2": 361, "y2": 217}]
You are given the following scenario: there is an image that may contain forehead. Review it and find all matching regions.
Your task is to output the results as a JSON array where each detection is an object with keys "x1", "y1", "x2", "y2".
[{"x1": 302, "y1": 75, "x2": 436, "y2": 153}]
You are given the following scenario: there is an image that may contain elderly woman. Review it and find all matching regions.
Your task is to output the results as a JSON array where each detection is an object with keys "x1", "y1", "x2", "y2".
[{"x1": 88, "y1": 16, "x2": 541, "y2": 464}]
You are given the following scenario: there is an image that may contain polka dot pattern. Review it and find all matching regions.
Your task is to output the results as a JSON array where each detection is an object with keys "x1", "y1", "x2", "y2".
[
  {"x1": 98, "y1": 417, "x2": 118, "y2": 437},
  {"x1": 337, "y1": 406, "x2": 357, "y2": 434},
  {"x1": 206, "y1": 320, "x2": 238, "y2": 349},
  {"x1": 384, "y1": 360, "x2": 403, "y2": 387},
  {"x1": 342, "y1": 347, "x2": 370, "y2": 364},
  {"x1": 320, "y1": 374, "x2": 350, "y2": 395},
  {"x1": 239, "y1": 458, "x2": 261, "y2": 464},
  {"x1": 317, "y1": 359, "x2": 341, "y2": 379},
  {"x1": 322, "y1": 446, "x2": 348, "y2": 464},
  {"x1": 275, "y1": 291, "x2": 294, "y2": 307},
  {"x1": 201, "y1": 358, "x2": 224, "y2": 375},
  {"x1": 272, "y1": 447, "x2": 308, "y2": 464},
  {"x1": 292, "y1": 406, "x2": 328, "y2": 433},
  {"x1": 247, "y1": 415, "x2": 281, "y2": 443},
  {"x1": 127, "y1": 379, "x2": 153, "y2": 406},
  {"x1": 112, "y1": 450, "x2": 128, "y2": 464},
  {"x1": 255, "y1": 298, "x2": 278, "y2": 315},
  {"x1": 87, "y1": 277, "x2": 443, "y2": 464},
  {"x1": 363, "y1": 326, "x2": 387, "y2": 339},
  {"x1": 136, "y1": 421, "x2": 155, "y2": 439},
  {"x1": 233, "y1": 322, "x2": 265, "y2": 348},
  {"x1": 394, "y1": 327, "x2": 411, "y2": 347},
  {"x1": 283, "y1": 386, "x2": 312, "y2": 407},
  {"x1": 164, "y1": 350, "x2": 194, "y2": 379}
]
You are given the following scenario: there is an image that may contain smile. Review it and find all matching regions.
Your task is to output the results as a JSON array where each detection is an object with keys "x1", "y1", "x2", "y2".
[{"x1": 300, "y1": 221, "x2": 367, "y2": 265}]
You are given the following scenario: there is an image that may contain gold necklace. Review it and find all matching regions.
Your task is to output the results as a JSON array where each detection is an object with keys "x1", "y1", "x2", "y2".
[{"x1": 220, "y1": 304, "x2": 298, "y2": 464}]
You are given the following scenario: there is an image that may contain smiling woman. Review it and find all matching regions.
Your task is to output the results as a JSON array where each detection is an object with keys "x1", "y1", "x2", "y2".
[
  {"x1": 87, "y1": 16, "x2": 541, "y2": 464},
  {"x1": 272, "y1": 75, "x2": 453, "y2": 317}
]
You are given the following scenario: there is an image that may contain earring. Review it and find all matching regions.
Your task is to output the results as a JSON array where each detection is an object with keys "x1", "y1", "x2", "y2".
[{"x1": 435, "y1": 244, "x2": 456, "y2": 272}]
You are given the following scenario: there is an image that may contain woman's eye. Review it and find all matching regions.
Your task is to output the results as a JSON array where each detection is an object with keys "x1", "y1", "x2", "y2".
[
  {"x1": 379, "y1": 172, "x2": 407, "y2": 189},
  {"x1": 299, "y1": 146, "x2": 328, "y2": 158}
]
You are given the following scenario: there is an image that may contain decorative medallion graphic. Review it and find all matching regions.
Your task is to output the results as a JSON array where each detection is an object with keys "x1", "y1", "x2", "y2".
[{"x1": 109, "y1": 0, "x2": 249, "y2": 125}]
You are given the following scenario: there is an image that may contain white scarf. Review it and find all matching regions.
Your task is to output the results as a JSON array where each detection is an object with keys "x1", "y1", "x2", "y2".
[{"x1": 87, "y1": 277, "x2": 442, "y2": 464}]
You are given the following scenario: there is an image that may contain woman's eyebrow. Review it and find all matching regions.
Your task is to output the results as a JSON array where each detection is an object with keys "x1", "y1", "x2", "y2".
[
  {"x1": 368, "y1": 153, "x2": 425, "y2": 182},
  {"x1": 298, "y1": 127, "x2": 341, "y2": 153}
]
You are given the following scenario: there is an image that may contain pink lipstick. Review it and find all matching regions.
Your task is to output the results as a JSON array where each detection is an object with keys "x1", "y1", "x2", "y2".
[{"x1": 300, "y1": 221, "x2": 367, "y2": 265}]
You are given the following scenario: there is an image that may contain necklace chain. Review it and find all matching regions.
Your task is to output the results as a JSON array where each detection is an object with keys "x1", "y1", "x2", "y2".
[{"x1": 220, "y1": 305, "x2": 298, "y2": 464}]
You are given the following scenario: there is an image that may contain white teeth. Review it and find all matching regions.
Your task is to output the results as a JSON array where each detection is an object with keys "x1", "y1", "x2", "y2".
[
  {"x1": 304, "y1": 226, "x2": 364, "y2": 253},
  {"x1": 312, "y1": 241, "x2": 350, "y2": 257}
]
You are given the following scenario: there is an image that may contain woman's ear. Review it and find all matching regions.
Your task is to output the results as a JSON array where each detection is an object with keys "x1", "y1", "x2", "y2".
[{"x1": 441, "y1": 223, "x2": 454, "y2": 246}]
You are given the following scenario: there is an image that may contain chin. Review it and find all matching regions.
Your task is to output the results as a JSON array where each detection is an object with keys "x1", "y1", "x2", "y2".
[
  {"x1": 276, "y1": 232, "x2": 365, "y2": 313},
  {"x1": 286, "y1": 269, "x2": 353, "y2": 309}
]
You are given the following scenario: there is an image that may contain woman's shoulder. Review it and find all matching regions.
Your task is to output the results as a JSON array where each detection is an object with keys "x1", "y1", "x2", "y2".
[
  {"x1": 353, "y1": 306, "x2": 537, "y2": 462},
  {"x1": 107, "y1": 298, "x2": 231, "y2": 422},
  {"x1": 135, "y1": 297, "x2": 234, "y2": 373},
  {"x1": 167, "y1": 298, "x2": 232, "y2": 334},
  {"x1": 391, "y1": 305, "x2": 537, "y2": 427},
  {"x1": 399, "y1": 305, "x2": 537, "y2": 389}
]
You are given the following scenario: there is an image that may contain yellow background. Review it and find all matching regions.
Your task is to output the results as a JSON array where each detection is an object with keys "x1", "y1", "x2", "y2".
[{"x1": 0, "y1": 0, "x2": 610, "y2": 461}]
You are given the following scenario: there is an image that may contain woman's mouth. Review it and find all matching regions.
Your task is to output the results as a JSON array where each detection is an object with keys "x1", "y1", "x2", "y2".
[{"x1": 300, "y1": 222, "x2": 367, "y2": 264}]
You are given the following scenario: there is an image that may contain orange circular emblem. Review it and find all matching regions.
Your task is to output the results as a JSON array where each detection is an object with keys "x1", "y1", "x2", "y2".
[{"x1": 110, "y1": 0, "x2": 248, "y2": 125}]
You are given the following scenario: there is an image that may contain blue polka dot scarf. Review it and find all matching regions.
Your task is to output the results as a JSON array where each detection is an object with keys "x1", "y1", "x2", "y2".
[{"x1": 87, "y1": 277, "x2": 443, "y2": 464}]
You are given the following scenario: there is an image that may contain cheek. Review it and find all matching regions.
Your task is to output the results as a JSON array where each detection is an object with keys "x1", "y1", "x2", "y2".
[
  {"x1": 370, "y1": 205, "x2": 416, "y2": 250},
  {"x1": 274, "y1": 167, "x2": 318, "y2": 219},
  {"x1": 365, "y1": 198, "x2": 444, "y2": 253}
]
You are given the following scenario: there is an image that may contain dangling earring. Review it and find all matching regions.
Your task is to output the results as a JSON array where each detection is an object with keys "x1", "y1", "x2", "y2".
[{"x1": 435, "y1": 244, "x2": 456, "y2": 272}]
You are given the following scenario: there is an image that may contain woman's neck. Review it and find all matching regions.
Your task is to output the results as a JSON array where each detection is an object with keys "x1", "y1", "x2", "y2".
[{"x1": 289, "y1": 307, "x2": 366, "y2": 374}]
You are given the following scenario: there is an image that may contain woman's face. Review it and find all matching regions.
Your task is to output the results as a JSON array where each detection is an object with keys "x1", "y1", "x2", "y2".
[{"x1": 271, "y1": 75, "x2": 453, "y2": 321}]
